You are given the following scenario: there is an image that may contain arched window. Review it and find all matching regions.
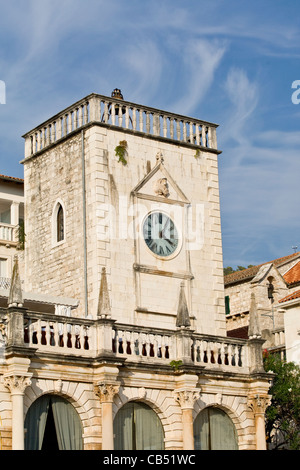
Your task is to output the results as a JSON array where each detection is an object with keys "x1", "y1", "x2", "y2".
[
  {"x1": 24, "y1": 395, "x2": 83, "y2": 450},
  {"x1": 193, "y1": 407, "x2": 238, "y2": 450},
  {"x1": 52, "y1": 200, "x2": 65, "y2": 245},
  {"x1": 114, "y1": 402, "x2": 164, "y2": 450},
  {"x1": 57, "y1": 204, "x2": 64, "y2": 242}
]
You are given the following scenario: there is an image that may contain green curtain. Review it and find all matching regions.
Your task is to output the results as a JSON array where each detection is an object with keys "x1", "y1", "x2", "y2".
[
  {"x1": 194, "y1": 407, "x2": 238, "y2": 450},
  {"x1": 114, "y1": 402, "x2": 164, "y2": 450},
  {"x1": 24, "y1": 395, "x2": 50, "y2": 450},
  {"x1": 24, "y1": 395, "x2": 83, "y2": 450},
  {"x1": 51, "y1": 396, "x2": 83, "y2": 450}
]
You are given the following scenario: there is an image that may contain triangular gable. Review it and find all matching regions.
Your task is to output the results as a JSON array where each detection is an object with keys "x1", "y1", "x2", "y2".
[
  {"x1": 131, "y1": 151, "x2": 190, "y2": 205},
  {"x1": 251, "y1": 263, "x2": 287, "y2": 288}
]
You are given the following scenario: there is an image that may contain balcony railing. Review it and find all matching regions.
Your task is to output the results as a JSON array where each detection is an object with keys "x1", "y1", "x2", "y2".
[
  {"x1": 23, "y1": 94, "x2": 219, "y2": 159},
  {"x1": 0, "y1": 277, "x2": 10, "y2": 289},
  {"x1": 0, "y1": 223, "x2": 17, "y2": 243},
  {"x1": 0, "y1": 309, "x2": 253, "y2": 373}
]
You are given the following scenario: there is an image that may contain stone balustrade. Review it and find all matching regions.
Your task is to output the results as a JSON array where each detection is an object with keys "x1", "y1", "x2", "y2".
[
  {"x1": 0, "y1": 308, "x2": 251, "y2": 372},
  {"x1": 23, "y1": 94, "x2": 219, "y2": 158},
  {"x1": 0, "y1": 223, "x2": 17, "y2": 243}
]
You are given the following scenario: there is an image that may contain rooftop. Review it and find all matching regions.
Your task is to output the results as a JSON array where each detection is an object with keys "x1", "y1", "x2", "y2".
[
  {"x1": 0, "y1": 174, "x2": 24, "y2": 184},
  {"x1": 283, "y1": 261, "x2": 300, "y2": 286},
  {"x1": 279, "y1": 289, "x2": 300, "y2": 304},
  {"x1": 224, "y1": 252, "x2": 300, "y2": 286}
]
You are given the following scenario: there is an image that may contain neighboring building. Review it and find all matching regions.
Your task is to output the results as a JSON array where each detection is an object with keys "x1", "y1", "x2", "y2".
[
  {"x1": 0, "y1": 175, "x2": 24, "y2": 288},
  {"x1": 0, "y1": 90, "x2": 271, "y2": 451},
  {"x1": 225, "y1": 253, "x2": 300, "y2": 361}
]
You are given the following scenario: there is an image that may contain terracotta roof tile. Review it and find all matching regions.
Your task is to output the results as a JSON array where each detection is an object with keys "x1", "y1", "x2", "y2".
[
  {"x1": 0, "y1": 174, "x2": 24, "y2": 183},
  {"x1": 279, "y1": 289, "x2": 300, "y2": 303},
  {"x1": 224, "y1": 252, "x2": 300, "y2": 286},
  {"x1": 283, "y1": 261, "x2": 300, "y2": 285}
]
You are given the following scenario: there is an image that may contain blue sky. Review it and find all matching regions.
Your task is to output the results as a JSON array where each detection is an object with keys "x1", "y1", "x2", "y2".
[{"x1": 0, "y1": 0, "x2": 299, "y2": 269}]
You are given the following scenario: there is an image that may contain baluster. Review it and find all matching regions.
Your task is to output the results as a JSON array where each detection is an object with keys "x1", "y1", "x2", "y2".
[
  {"x1": 195, "y1": 124, "x2": 201, "y2": 145},
  {"x1": 118, "y1": 104, "x2": 123, "y2": 127},
  {"x1": 201, "y1": 125, "x2": 207, "y2": 147},
  {"x1": 84, "y1": 103, "x2": 89, "y2": 125},
  {"x1": 227, "y1": 344, "x2": 233, "y2": 365},
  {"x1": 176, "y1": 120, "x2": 181, "y2": 140},
  {"x1": 83, "y1": 326, "x2": 89, "y2": 350},
  {"x1": 153, "y1": 113, "x2": 159, "y2": 135},
  {"x1": 240, "y1": 345, "x2": 245, "y2": 367},
  {"x1": 139, "y1": 109, "x2": 144, "y2": 132},
  {"x1": 133, "y1": 332, "x2": 139, "y2": 355},
  {"x1": 28, "y1": 319, "x2": 34, "y2": 345},
  {"x1": 232, "y1": 344, "x2": 237, "y2": 366},
  {"x1": 163, "y1": 116, "x2": 167, "y2": 138},
  {"x1": 207, "y1": 127, "x2": 212, "y2": 148},
  {"x1": 189, "y1": 122, "x2": 194, "y2": 144},
  {"x1": 111, "y1": 103, "x2": 116, "y2": 125},
  {"x1": 183, "y1": 121, "x2": 187, "y2": 142},
  {"x1": 170, "y1": 119, "x2": 174, "y2": 139},
  {"x1": 37, "y1": 131, "x2": 41, "y2": 152},
  {"x1": 50, "y1": 122, "x2": 55, "y2": 143},
  {"x1": 145, "y1": 335, "x2": 151, "y2": 357},
  {"x1": 45, "y1": 322, "x2": 51, "y2": 345},
  {"x1": 132, "y1": 107, "x2": 137, "y2": 130},
  {"x1": 220, "y1": 343, "x2": 225, "y2": 364},
  {"x1": 125, "y1": 106, "x2": 129, "y2": 129},
  {"x1": 146, "y1": 112, "x2": 150, "y2": 134},
  {"x1": 68, "y1": 112, "x2": 73, "y2": 134},
  {"x1": 45, "y1": 125, "x2": 50, "y2": 146}
]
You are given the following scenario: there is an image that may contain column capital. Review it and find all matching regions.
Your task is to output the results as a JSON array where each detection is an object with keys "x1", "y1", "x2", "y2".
[
  {"x1": 94, "y1": 382, "x2": 120, "y2": 403},
  {"x1": 3, "y1": 374, "x2": 32, "y2": 395},
  {"x1": 247, "y1": 394, "x2": 271, "y2": 415},
  {"x1": 174, "y1": 389, "x2": 200, "y2": 410}
]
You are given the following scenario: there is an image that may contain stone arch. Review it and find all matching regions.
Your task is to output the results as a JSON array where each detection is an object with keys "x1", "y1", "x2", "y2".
[
  {"x1": 24, "y1": 378, "x2": 100, "y2": 449},
  {"x1": 113, "y1": 386, "x2": 182, "y2": 449},
  {"x1": 193, "y1": 393, "x2": 252, "y2": 450}
]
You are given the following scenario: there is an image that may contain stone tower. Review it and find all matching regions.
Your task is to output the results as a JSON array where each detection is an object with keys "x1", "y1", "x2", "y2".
[
  {"x1": 22, "y1": 91, "x2": 225, "y2": 336},
  {"x1": 0, "y1": 90, "x2": 271, "y2": 451}
]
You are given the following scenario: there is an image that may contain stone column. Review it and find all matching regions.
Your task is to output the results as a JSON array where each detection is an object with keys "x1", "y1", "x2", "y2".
[
  {"x1": 248, "y1": 395, "x2": 271, "y2": 450},
  {"x1": 95, "y1": 382, "x2": 120, "y2": 450},
  {"x1": 174, "y1": 389, "x2": 200, "y2": 450},
  {"x1": 3, "y1": 375, "x2": 32, "y2": 450}
]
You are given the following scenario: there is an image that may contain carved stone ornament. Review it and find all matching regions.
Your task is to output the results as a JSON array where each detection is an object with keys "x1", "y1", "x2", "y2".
[
  {"x1": 94, "y1": 383, "x2": 120, "y2": 403},
  {"x1": 174, "y1": 389, "x2": 200, "y2": 409},
  {"x1": 248, "y1": 394, "x2": 272, "y2": 415},
  {"x1": 3, "y1": 375, "x2": 32, "y2": 394},
  {"x1": 153, "y1": 177, "x2": 170, "y2": 198}
]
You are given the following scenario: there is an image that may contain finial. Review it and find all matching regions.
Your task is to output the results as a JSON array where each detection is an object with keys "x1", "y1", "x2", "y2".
[
  {"x1": 97, "y1": 267, "x2": 111, "y2": 318},
  {"x1": 155, "y1": 151, "x2": 164, "y2": 165},
  {"x1": 8, "y1": 255, "x2": 23, "y2": 308},
  {"x1": 176, "y1": 282, "x2": 191, "y2": 328},
  {"x1": 248, "y1": 292, "x2": 261, "y2": 339}
]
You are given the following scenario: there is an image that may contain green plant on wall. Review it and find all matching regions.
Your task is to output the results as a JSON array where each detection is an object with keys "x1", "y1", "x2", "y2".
[
  {"x1": 170, "y1": 360, "x2": 183, "y2": 372},
  {"x1": 16, "y1": 219, "x2": 25, "y2": 250},
  {"x1": 115, "y1": 140, "x2": 128, "y2": 165},
  {"x1": 194, "y1": 148, "x2": 201, "y2": 159}
]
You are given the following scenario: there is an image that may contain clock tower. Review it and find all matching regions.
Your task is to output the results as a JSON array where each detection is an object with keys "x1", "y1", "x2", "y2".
[
  {"x1": 11, "y1": 90, "x2": 271, "y2": 451},
  {"x1": 23, "y1": 91, "x2": 225, "y2": 336}
]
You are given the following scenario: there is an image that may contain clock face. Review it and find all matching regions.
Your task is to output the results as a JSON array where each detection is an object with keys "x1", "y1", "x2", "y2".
[{"x1": 143, "y1": 212, "x2": 179, "y2": 257}]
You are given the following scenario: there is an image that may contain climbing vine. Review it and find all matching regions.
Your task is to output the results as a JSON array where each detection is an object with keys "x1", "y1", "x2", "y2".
[{"x1": 115, "y1": 140, "x2": 128, "y2": 165}]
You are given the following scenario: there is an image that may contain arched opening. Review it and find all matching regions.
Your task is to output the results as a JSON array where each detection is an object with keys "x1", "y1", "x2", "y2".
[
  {"x1": 56, "y1": 203, "x2": 64, "y2": 242},
  {"x1": 193, "y1": 407, "x2": 238, "y2": 450},
  {"x1": 113, "y1": 401, "x2": 164, "y2": 450},
  {"x1": 24, "y1": 394, "x2": 83, "y2": 450}
]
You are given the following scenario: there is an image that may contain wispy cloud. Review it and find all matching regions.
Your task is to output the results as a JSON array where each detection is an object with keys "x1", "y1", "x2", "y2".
[{"x1": 170, "y1": 39, "x2": 227, "y2": 115}]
